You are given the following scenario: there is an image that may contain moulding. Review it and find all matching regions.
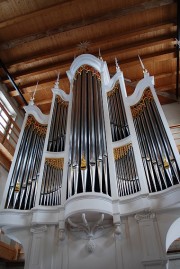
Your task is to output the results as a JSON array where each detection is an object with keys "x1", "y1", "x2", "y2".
[
  {"x1": 148, "y1": 184, "x2": 180, "y2": 210},
  {"x1": 0, "y1": 209, "x2": 32, "y2": 227},
  {"x1": 127, "y1": 75, "x2": 154, "y2": 106},
  {"x1": 134, "y1": 210, "x2": 155, "y2": 222},
  {"x1": 142, "y1": 258, "x2": 167, "y2": 266},
  {"x1": 52, "y1": 88, "x2": 71, "y2": 102},
  {"x1": 66, "y1": 54, "x2": 110, "y2": 85},
  {"x1": 64, "y1": 193, "x2": 113, "y2": 219},
  {"x1": 24, "y1": 105, "x2": 49, "y2": 124},
  {"x1": 44, "y1": 151, "x2": 65, "y2": 159},
  {"x1": 30, "y1": 225, "x2": 47, "y2": 234},
  {"x1": 105, "y1": 71, "x2": 124, "y2": 92},
  {"x1": 112, "y1": 135, "x2": 131, "y2": 149}
]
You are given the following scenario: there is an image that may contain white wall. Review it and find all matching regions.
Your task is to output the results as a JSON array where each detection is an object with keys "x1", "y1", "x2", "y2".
[{"x1": 162, "y1": 103, "x2": 180, "y2": 126}]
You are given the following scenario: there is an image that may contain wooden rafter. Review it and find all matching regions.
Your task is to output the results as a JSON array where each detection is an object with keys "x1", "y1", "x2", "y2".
[
  {"x1": 0, "y1": 0, "x2": 76, "y2": 30},
  {"x1": 0, "y1": 0, "x2": 174, "y2": 50},
  {"x1": 5, "y1": 21, "x2": 176, "y2": 67},
  {"x1": 1, "y1": 38, "x2": 176, "y2": 83}
]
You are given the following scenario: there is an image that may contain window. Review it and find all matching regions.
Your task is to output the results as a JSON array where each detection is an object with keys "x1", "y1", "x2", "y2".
[{"x1": 0, "y1": 92, "x2": 17, "y2": 146}]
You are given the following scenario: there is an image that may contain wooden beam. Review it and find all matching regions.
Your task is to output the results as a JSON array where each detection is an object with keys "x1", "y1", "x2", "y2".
[
  {"x1": 35, "y1": 98, "x2": 53, "y2": 106},
  {"x1": 156, "y1": 91, "x2": 177, "y2": 100},
  {"x1": 0, "y1": 0, "x2": 174, "y2": 50},
  {"x1": 0, "y1": 0, "x2": 76, "y2": 29},
  {"x1": 156, "y1": 83, "x2": 176, "y2": 91},
  {"x1": 109, "y1": 48, "x2": 176, "y2": 68},
  {"x1": 6, "y1": 21, "x2": 176, "y2": 67},
  {"x1": 2, "y1": 36, "x2": 176, "y2": 83},
  {"x1": 2, "y1": 61, "x2": 69, "y2": 82},
  {"x1": 7, "y1": 49, "x2": 176, "y2": 102}
]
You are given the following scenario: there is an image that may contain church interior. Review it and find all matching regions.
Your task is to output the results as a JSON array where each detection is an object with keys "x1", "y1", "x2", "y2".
[{"x1": 0, "y1": 0, "x2": 180, "y2": 268}]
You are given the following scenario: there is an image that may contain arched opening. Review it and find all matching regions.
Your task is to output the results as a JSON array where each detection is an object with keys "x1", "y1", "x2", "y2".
[
  {"x1": 166, "y1": 218, "x2": 180, "y2": 269},
  {"x1": 0, "y1": 229, "x2": 25, "y2": 268}
]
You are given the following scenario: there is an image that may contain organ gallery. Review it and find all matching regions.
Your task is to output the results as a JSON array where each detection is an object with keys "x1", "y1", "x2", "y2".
[{"x1": 0, "y1": 54, "x2": 180, "y2": 269}]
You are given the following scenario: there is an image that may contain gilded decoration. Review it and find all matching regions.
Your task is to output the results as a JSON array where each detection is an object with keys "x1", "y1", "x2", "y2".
[
  {"x1": 113, "y1": 143, "x2": 132, "y2": 160},
  {"x1": 25, "y1": 115, "x2": 47, "y2": 135},
  {"x1": 74, "y1": 65, "x2": 101, "y2": 80},
  {"x1": 107, "y1": 82, "x2": 120, "y2": 98},
  {"x1": 45, "y1": 158, "x2": 64, "y2": 170},
  {"x1": 56, "y1": 95, "x2": 68, "y2": 107},
  {"x1": 131, "y1": 88, "x2": 153, "y2": 118},
  {"x1": 80, "y1": 155, "x2": 87, "y2": 170}
]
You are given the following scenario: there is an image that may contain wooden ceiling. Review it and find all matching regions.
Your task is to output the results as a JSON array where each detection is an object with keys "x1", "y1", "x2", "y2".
[{"x1": 0, "y1": 0, "x2": 179, "y2": 114}]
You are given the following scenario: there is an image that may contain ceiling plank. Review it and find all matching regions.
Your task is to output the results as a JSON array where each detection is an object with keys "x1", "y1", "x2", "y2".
[
  {"x1": 6, "y1": 21, "x2": 176, "y2": 67},
  {"x1": 0, "y1": 0, "x2": 76, "y2": 30},
  {"x1": 0, "y1": 0, "x2": 174, "y2": 50},
  {"x1": 6, "y1": 49, "x2": 176, "y2": 100},
  {"x1": 1, "y1": 36, "x2": 176, "y2": 82},
  {"x1": 156, "y1": 91, "x2": 177, "y2": 101}
]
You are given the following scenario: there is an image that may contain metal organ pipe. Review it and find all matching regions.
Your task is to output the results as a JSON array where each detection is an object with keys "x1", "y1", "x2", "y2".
[
  {"x1": 107, "y1": 82, "x2": 130, "y2": 142},
  {"x1": 114, "y1": 144, "x2": 140, "y2": 197},
  {"x1": 131, "y1": 88, "x2": 180, "y2": 192},
  {"x1": 5, "y1": 116, "x2": 46, "y2": 209},
  {"x1": 67, "y1": 65, "x2": 111, "y2": 198},
  {"x1": 47, "y1": 95, "x2": 68, "y2": 152},
  {"x1": 40, "y1": 158, "x2": 63, "y2": 206}
]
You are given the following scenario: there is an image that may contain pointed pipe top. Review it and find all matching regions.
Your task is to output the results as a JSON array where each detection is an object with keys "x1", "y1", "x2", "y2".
[
  {"x1": 54, "y1": 71, "x2": 60, "y2": 88},
  {"x1": 29, "y1": 81, "x2": 38, "y2": 105},
  {"x1": 115, "y1": 57, "x2": 120, "y2": 71},
  {"x1": 98, "y1": 48, "x2": 103, "y2": 61},
  {"x1": 138, "y1": 55, "x2": 148, "y2": 74}
]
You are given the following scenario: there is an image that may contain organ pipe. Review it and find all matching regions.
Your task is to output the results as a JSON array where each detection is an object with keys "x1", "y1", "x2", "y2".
[
  {"x1": 131, "y1": 88, "x2": 180, "y2": 192},
  {"x1": 67, "y1": 65, "x2": 111, "y2": 198},
  {"x1": 5, "y1": 116, "x2": 46, "y2": 209},
  {"x1": 47, "y1": 95, "x2": 68, "y2": 152},
  {"x1": 107, "y1": 82, "x2": 130, "y2": 142},
  {"x1": 114, "y1": 144, "x2": 141, "y2": 196},
  {"x1": 40, "y1": 158, "x2": 64, "y2": 206}
]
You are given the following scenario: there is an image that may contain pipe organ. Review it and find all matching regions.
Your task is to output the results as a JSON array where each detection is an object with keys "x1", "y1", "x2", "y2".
[
  {"x1": 1, "y1": 54, "x2": 180, "y2": 269},
  {"x1": 2, "y1": 54, "x2": 180, "y2": 215}
]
